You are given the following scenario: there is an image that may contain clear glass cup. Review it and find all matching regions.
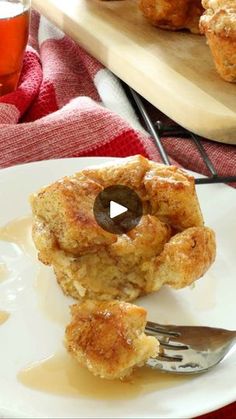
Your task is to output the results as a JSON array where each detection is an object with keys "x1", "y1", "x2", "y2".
[{"x1": 0, "y1": 0, "x2": 30, "y2": 96}]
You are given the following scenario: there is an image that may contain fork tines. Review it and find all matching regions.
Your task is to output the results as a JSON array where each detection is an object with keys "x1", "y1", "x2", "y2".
[{"x1": 145, "y1": 321, "x2": 189, "y2": 362}]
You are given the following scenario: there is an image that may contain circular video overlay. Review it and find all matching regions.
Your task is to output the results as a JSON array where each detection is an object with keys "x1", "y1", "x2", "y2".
[{"x1": 93, "y1": 185, "x2": 143, "y2": 235}]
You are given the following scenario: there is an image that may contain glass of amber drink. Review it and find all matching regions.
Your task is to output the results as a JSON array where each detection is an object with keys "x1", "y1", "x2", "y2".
[{"x1": 0, "y1": 0, "x2": 30, "y2": 96}]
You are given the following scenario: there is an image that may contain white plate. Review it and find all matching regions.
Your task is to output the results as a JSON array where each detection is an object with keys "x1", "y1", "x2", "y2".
[{"x1": 0, "y1": 157, "x2": 235, "y2": 419}]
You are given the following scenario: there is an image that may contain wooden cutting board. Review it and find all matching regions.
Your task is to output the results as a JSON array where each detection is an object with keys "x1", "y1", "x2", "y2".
[{"x1": 32, "y1": 0, "x2": 236, "y2": 144}]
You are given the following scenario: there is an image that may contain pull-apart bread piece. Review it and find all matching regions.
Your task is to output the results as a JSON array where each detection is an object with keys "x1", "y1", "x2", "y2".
[
  {"x1": 30, "y1": 155, "x2": 216, "y2": 302},
  {"x1": 139, "y1": 0, "x2": 204, "y2": 34},
  {"x1": 65, "y1": 300, "x2": 159, "y2": 380},
  {"x1": 200, "y1": 0, "x2": 236, "y2": 82}
]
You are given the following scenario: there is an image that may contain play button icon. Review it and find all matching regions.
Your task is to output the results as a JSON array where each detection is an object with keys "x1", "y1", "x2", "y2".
[
  {"x1": 110, "y1": 201, "x2": 128, "y2": 219},
  {"x1": 93, "y1": 185, "x2": 143, "y2": 235}
]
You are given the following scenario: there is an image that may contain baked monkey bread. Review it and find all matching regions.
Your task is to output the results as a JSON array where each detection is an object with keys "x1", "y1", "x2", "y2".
[
  {"x1": 30, "y1": 155, "x2": 216, "y2": 302},
  {"x1": 139, "y1": 0, "x2": 204, "y2": 34}
]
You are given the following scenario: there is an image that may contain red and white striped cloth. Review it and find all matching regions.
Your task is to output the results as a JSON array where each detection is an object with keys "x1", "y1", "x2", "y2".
[{"x1": 0, "y1": 11, "x2": 235, "y2": 419}]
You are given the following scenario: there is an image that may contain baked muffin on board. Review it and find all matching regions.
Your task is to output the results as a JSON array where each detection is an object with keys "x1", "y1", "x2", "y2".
[
  {"x1": 139, "y1": 0, "x2": 204, "y2": 34},
  {"x1": 200, "y1": 0, "x2": 236, "y2": 82}
]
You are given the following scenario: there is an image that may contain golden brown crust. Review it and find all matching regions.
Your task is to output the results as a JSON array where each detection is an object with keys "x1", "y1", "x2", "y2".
[
  {"x1": 82, "y1": 155, "x2": 150, "y2": 194},
  {"x1": 30, "y1": 174, "x2": 116, "y2": 257},
  {"x1": 31, "y1": 155, "x2": 216, "y2": 302},
  {"x1": 139, "y1": 0, "x2": 204, "y2": 34},
  {"x1": 200, "y1": 0, "x2": 236, "y2": 82},
  {"x1": 65, "y1": 300, "x2": 159, "y2": 379},
  {"x1": 201, "y1": 0, "x2": 236, "y2": 34},
  {"x1": 204, "y1": 32, "x2": 236, "y2": 81},
  {"x1": 144, "y1": 163, "x2": 204, "y2": 230},
  {"x1": 82, "y1": 156, "x2": 204, "y2": 231},
  {"x1": 153, "y1": 226, "x2": 216, "y2": 290}
]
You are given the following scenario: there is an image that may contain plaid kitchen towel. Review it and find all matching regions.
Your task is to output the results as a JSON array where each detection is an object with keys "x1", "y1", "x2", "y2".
[
  {"x1": 0, "y1": 11, "x2": 161, "y2": 168},
  {"x1": 0, "y1": 11, "x2": 235, "y2": 419}
]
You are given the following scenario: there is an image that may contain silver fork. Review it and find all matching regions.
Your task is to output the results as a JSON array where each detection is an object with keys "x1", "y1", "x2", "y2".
[{"x1": 145, "y1": 321, "x2": 236, "y2": 374}]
